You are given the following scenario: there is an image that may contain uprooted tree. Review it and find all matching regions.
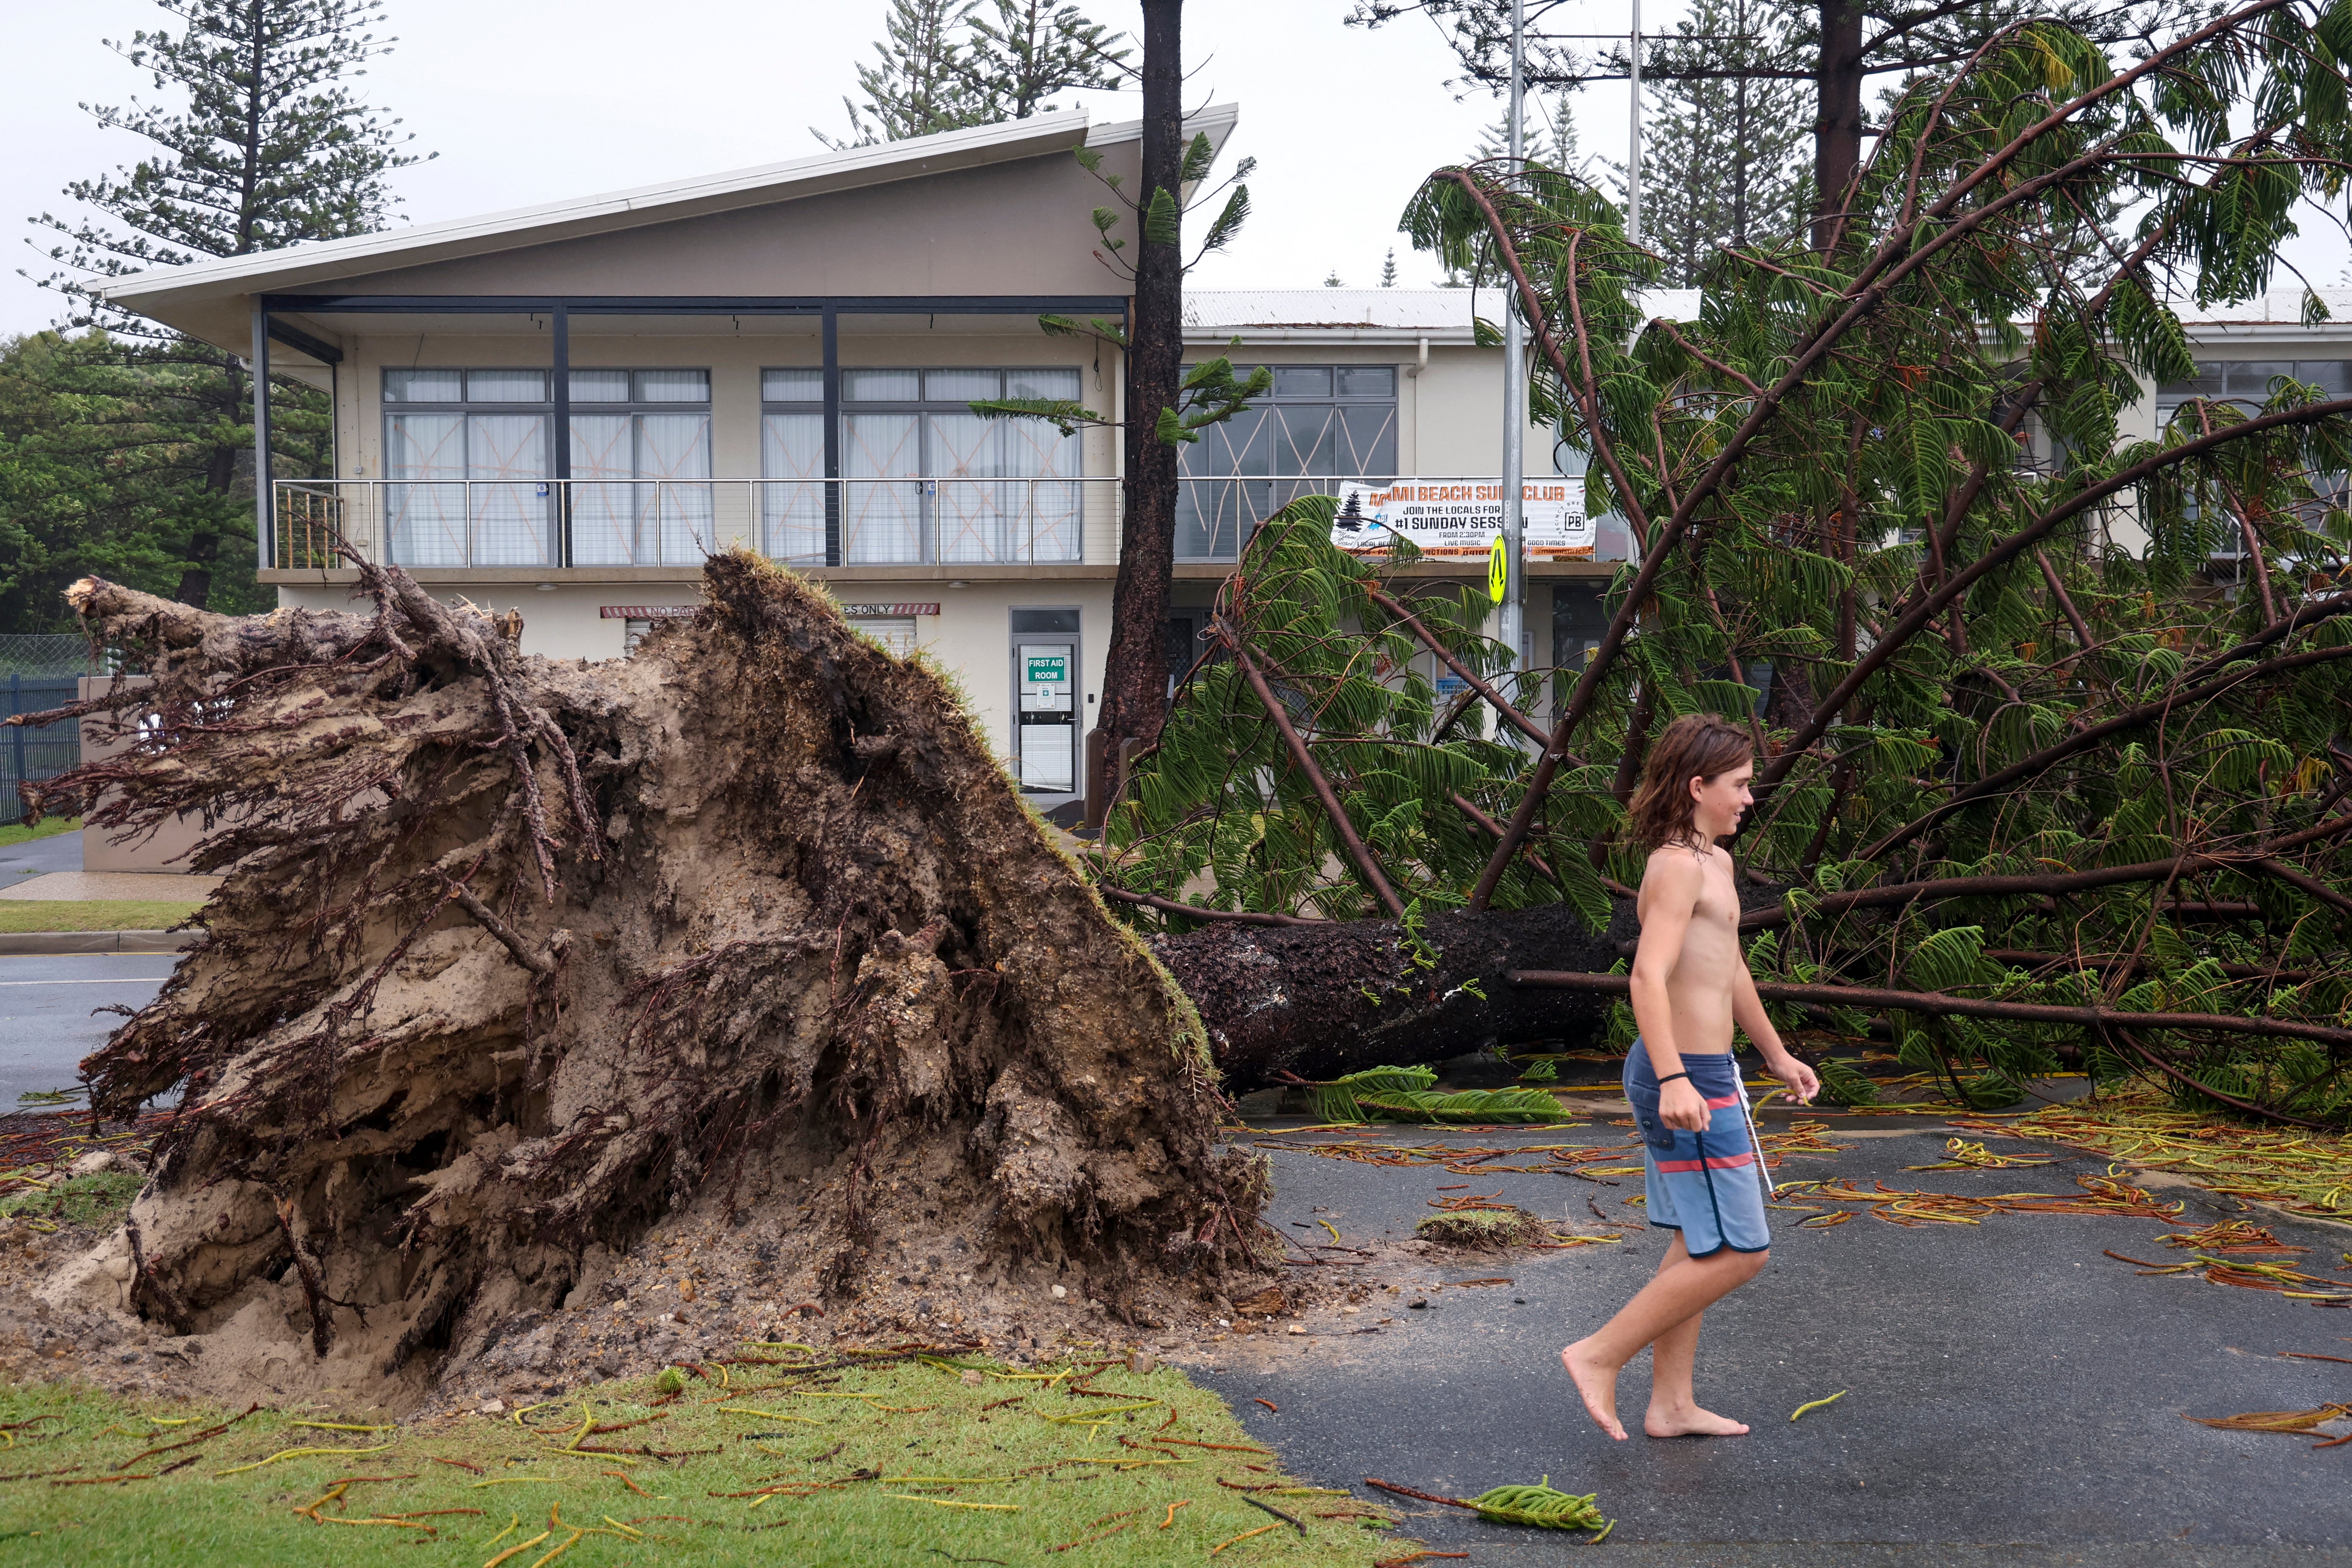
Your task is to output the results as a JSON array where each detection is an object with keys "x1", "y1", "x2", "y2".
[
  {"x1": 1101, "y1": 0, "x2": 2352, "y2": 1124},
  {"x1": 11, "y1": 552, "x2": 1267, "y2": 1399}
]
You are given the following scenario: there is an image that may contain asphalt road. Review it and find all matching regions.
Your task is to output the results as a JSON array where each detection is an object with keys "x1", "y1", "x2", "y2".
[
  {"x1": 0, "y1": 952, "x2": 172, "y2": 1109},
  {"x1": 1191, "y1": 1117, "x2": 2352, "y2": 1565},
  {"x1": 0, "y1": 828, "x2": 82, "y2": 881}
]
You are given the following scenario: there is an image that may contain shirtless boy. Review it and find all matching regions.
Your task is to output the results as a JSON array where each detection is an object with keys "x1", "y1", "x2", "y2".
[{"x1": 1561, "y1": 713, "x2": 1819, "y2": 1441}]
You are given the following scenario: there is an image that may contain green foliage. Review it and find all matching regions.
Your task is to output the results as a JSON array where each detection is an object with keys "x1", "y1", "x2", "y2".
[
  {"x1": 16, "y1": 0, "x2": 424, "y2": 628},
  {"x1": 0, "y1": 1170, "x2": 141, "y2": 1228},
  {"x1": 0, "y1": 332, "x2": 274, "y2": 630},
  {"x1": 1464, "y1": 1477, "x2": 1610, "y2": 1532},
  {"x1": 1099, "y1": 6, "x2": 2352, "y2": 1127},
  {"x1": 1638, "y1": 0, "x2": 1811, "y2": 284},
  {"x1": 815, "y1": 0, "x2": 1128, "y2": 147},
  {"x1": 1307, "y1": 1065, "x2": 1572, "y2": 1123},
  {"x1": 1354, "y1": 1087, "x2": 1574, "y2": 1123},
  {"x1": 1815, "y1": 1057, "x2": 1882, "y2": 1108},
  {"x1": 1101, "y1": 501, "x2": 1584, "y2": 922},
  {"x1": 1313, "y1": 1064, "x2": 1437, "y2": 1122}
]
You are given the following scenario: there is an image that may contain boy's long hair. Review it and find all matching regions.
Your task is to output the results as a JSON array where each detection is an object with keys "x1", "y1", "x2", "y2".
[{"x1": 1627, "y1": 714, "x2": 1754, "y2": 853}]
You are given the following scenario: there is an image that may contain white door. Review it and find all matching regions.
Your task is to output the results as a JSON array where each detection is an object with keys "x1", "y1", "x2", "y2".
[{"x1": 1015, "y1": 642, "x2": 1076, "y2": 793}]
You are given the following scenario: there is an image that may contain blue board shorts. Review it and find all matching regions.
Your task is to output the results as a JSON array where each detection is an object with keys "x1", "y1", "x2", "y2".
[{"x1": 1624, "y1": 1045, "x2": 1771, "y2": 1257}]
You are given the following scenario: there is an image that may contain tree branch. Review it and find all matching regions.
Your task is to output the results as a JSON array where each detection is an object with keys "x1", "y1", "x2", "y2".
[
  {"x1": 1506, "y1": 970, "x2": 2352, "y2": 1051},
  {"x1": 1222, "y1": 625, "x2": 1405, "y2": 919},
  {"x1": 440, "y1": 877, "x2": 556, "y2": 976},
  {"x1": 2106, "y1": 1026, "x2": 2327, "y2": 1127},
  {"x1": 1365, "y1": 586, "x2": 1559, "y2": 753},
  {"x1": 1858, "y1": 639, "x2": 2352, "y2": 859},
  {"x1": 1766, "y1": 395, "x2": 2352, "y2": 796}
]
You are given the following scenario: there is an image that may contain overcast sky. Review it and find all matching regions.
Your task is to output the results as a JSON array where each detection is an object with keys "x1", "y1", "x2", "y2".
[
  {"x1": 0, "y1": 0, "x2": 1573, "y2": 336},
  {"x1": 3, "y1": 0, "x2": 2339, "y2": 340}
]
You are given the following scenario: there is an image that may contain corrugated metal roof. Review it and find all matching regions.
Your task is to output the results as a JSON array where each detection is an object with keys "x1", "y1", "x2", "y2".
[
  {"x1": 1185, "y1": 286, "x2": 1705, "y2": 338},
  {"x1": 2173, "y1": 287, "x2": 2352, "y2": 327},
  {"x1": 1184, "y1": 285, "x2": 2348, "y2": 344}
]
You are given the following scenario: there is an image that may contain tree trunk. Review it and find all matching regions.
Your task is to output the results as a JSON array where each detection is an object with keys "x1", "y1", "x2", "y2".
[
  {"x1": 1152, "y1": 902, "x2": 1631, "y2": 1090},
  {"x1": 177, "y1": 376, "x2": 244, "y2": 609},
  {"x1": 1811, "y1": 0, "x2": 1866, "y2": 252},
  {"x1": 1090, "y1": 0, "x2": 1183, "y2": 818},
  {"x1": 1152, "y1": 871, "x2": 1810, "y2": 1090}
]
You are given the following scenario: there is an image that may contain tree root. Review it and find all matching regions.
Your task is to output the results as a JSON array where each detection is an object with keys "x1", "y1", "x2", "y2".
[{"x1": 28, "y1": 550, "x2": 1260, "y2": 1404}]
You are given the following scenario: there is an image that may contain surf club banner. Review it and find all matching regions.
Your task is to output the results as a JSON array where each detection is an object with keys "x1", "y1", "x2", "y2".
[{"x1": 1329, "y1": 480, "x2": 1593, "y2": 560}]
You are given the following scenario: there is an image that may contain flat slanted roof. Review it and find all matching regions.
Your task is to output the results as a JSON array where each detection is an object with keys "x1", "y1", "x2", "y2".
[
  {"x1": 1186, "y1": 287, "x2": 1704, "y2": 344},
  {"x1": 101, "y1": 106, "x2": 1238, "y2": 349}
]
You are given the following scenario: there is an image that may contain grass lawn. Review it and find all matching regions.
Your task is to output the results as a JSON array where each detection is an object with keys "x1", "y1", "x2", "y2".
[
  {"x1": 0, "y1": 1355, "x2": 1408, "y2": 1566},
  {"x1": 0, "y1": 902, "x2": 202, "y2": 934},
  {"x1": 0, "y1": 818, "x2": 78, "y2": 849}
]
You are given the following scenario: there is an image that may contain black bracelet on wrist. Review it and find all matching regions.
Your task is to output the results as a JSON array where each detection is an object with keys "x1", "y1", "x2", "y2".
[{"x1": 1654, "y1": 1071, "x2": 1691, "y2": 1087}]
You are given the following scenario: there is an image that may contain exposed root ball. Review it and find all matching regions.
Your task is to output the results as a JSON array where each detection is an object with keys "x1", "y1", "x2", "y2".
[{"x1": 32, "y1": 550, "x2": 1266, "y2": 1405}]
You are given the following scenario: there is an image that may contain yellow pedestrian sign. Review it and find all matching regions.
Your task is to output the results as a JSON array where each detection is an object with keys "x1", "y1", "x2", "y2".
[{"x1": 1487, "y1": 534, "x2": 1508, "y2": 604}]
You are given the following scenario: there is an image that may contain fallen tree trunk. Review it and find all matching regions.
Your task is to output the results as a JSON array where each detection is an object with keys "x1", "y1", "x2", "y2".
[
  {"x1": 22, "y1": 553, "x2": 1268, "y2": 1406},
  {"x1": 1150, "y1": 902, "x2": 1633, "y2": 1091},
  {"x1": 1150, "y1": 871, "x2": 1838, "y2": 1091}
]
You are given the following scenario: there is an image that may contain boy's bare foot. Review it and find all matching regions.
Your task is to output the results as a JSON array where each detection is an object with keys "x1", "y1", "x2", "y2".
[
  {"x1": 1644, "y1": 1404, "x2": 1750, "y2": 1438},
  {"x1": 1560, "y1": 1341, "x2": 1627, "y2": 1441}
]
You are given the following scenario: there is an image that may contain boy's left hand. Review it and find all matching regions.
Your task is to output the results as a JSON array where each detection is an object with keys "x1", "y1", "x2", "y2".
[{"x1": 1763, "y1": 1051, "x2": 1820, "y2": 1105}]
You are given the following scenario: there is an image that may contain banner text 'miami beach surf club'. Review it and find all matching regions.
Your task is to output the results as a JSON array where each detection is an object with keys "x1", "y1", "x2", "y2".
[{"x1": 1329, "y1": 480, "x2": 1594, "y2": 559}]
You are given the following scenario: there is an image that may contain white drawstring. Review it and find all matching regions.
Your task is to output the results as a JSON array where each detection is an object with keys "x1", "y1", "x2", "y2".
[{"x1": 1737, "y1": 1076, "x2": 1777, "y2": 1202}]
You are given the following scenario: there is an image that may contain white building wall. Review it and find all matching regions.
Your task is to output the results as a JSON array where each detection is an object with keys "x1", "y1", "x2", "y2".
[{"x1": 271, "y1": 575, "x2": 1119, "y2": 774}]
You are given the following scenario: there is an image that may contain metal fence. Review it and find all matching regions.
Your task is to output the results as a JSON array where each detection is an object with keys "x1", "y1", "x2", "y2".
[
  {"x1": 2, "y1": 674, "x2": 81, "y2": 828},
  {"x1": 276, "y1": 476, "x2": 1114, "y2": 571},
  {"x1": 0, "y1": 633, "x2": 94, "y2": 678},
  {"x1": 276, "y1": 475, "x2": 1641, "y2": 569}
]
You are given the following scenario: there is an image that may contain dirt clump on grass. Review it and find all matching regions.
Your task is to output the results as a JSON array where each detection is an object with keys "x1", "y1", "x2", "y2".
[{"x1": 9, "y1": 551, "x2": 1274, "y2": 1411}]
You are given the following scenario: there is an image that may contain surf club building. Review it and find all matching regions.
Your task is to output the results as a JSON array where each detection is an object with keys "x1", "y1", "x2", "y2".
[{"x1": 98, "y1": 107, "x2": 2352, "y2": 822}]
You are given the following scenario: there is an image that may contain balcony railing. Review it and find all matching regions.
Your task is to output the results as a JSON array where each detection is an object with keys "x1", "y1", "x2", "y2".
[
  {"x1": 274, "y1": 476, "x2": 1113, "y2": 571},
  {"x1": 273, "y1": 476, "x2": 1635, "y2": 570}
]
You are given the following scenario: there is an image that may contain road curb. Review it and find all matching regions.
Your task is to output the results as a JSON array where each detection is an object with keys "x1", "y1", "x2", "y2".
[{"x1": 0, "y1": 929, "x2": 196, "y2": 956}]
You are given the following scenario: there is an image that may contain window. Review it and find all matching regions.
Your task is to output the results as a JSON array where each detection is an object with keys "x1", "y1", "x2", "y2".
[
  {"x1": 381, "y1": 368, "x2": 713, "y2": 567},
  {"x1": 2157, "y1": 360, "x2": 2350, "y2": 425},
  {"x1": 1175, "y1": 364, "x2": 1398, "y2": 560},
  {"x1": 1165, "y1": 611, "x2": 1209, "y2": 697},
  {"x1": 567, "y1": 369, "x2": 713, "y2": 566},
  {"x1": 2156, "y1": 361, "x2": 2351, "y2": 549},
  {"x1": 848, "y1": 617, "x2": 919, "y2": 659},
  {"x1": 383, "y1": 370, "x2": 555, "y2": 567},
  {"x1": 760, "y1": 368, "x2": 1083, "y2": 566}
]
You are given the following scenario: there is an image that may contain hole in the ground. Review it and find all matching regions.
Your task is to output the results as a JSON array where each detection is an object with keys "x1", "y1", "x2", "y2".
[
  {"x1": 347, "y1": 1090, "x2": 409, "y2": 1134},
  {"x1": 399, "y1": 1127, "x2": 451, "y2": 1171}
]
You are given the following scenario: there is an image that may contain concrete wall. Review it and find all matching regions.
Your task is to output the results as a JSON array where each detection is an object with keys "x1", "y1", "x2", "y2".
[
  {"x1": 75, "y1": 678, "x2": 210, "y2": 874},
  {"x1": 339, "y1": 144, "x2": 1145, "y2": 301},
  {"x1": 272, "y1": 576, "x2": 1119, "y2": 782}
]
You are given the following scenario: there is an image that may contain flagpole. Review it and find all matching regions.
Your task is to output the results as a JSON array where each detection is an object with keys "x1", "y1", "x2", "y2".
[
  {"x1": 1499, "y1": 0, "x2": 1528, "y2": 695},
  {"x1": 1628, "y1": 0, "x2": 1643, "y2": 242}
]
